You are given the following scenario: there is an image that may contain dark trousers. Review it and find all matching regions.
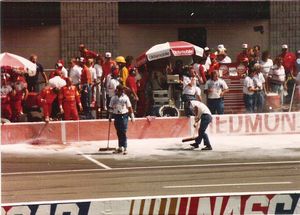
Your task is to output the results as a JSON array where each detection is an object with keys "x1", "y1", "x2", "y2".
[
  {"x1": 113, "y1": 114, "x2": 129, "y2": 148},
  {"x1": 254, "y1": 91, "x2": 265, "y2": 113},
  {"x1": 81, "y1": 84, "x2": 93, "y2": 119},
  {"x1": 207, "y1": 98, "x2": 224, "y2": 114},
  {"x1": 195, "y1": 114, "x2": 212, "y2": 147}
]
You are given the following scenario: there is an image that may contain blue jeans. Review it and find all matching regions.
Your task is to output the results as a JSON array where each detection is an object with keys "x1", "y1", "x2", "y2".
[
  {"x1": 81, "y1": 84, "x2": 93, "y2": 119},
  {"x1": 254, "y1": 91, "x2": 265, "y2": 113},
  {"x1": 244, "y1": 94, "x2": 255, "y2": 113},
  {"x1": 195, "y1": 114, "x2": 212, "y2": 147},
  {"x1": 207, "y1": 98, "x2": 224, "y2": 114},
  {"x1": 113, "y1": 114, "x2": 129, "y2": 148}
]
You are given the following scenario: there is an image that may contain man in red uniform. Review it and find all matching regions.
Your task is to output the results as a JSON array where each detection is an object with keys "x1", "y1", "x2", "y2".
[
  {"x1": 280, "y1": 44, "x2": 297, "y2": 103},
  {"x1": 10, "y1": 70, "x2": 28, "y2": 122},
  {"x1": 59, "y1": 78, "x2": 83, "y2": 120},
  {"x1": 1, "y1": 73, "x2": 12, "y2": 121},
  {"x1": 236, "y1": 43, "x2": 249, "y2": 65},
  {"x1": 37, "y1": 85, "x2": 60, "y2": 122},
  {"x1": 126, "y1": 68, "x2": 139, "y2": 112}
]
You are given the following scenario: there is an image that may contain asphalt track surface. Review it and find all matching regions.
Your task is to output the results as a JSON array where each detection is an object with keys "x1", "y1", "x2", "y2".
[{"x1": 2, "y1": 139, "x2": 300, "y2": 204}]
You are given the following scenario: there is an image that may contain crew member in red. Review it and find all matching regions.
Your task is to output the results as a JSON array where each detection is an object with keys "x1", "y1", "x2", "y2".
[
  {"x1": 37, "y1": 85, "x2": 60, "y2": 122},
  {"x1": 207, "y1": 53, "x2": 220, "y2": 79},
  {"x1": 49, "y1": 62, "x2": 64, "y2": 79},
  {"x1": 10, "y1": 69, "x2": 28, "y2": 122},
  {"x1": 236, "y1": 43, "x2": 249, "y2": 65},
  {"x1": 59, "y1": 78, "x2": 83, "y2": 120},
  {"x1": 79, "y1": 44, "x2": 99, "y2": 60},
  {"x1": 280, "y1": 44, "x2": 297, "y2": 103},
  {"x1": 1, "y1": 73, "x2": 12, "y2": 121},
  {"x1": 125, "y1": 68, "x2": 139, "y2": 112}
]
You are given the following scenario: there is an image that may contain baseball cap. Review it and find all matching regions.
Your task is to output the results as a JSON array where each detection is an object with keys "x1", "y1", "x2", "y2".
[
  {"x1": 204, "y1": 47, "x2": 210, "y2": 51},
  {"x1": 281, "y1": 44, "x2": 288, "y2": 49},
  {"x1": 296, "y1": 50, "x2": 300, "y2": 54},
  {"x1": 242, "y1": 43, "x2": 248, "y2": 49},
  {"x1": 217, "y1": 44, "x2": 225, "y2": 50},
  {"x1": 105, "y1": 52, "x2": 112, "y2": 58}
]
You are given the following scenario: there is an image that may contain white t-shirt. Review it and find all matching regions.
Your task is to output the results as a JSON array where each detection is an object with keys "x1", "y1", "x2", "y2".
[
  {"x1": 253, "y1": 73, "x2": 265, "y2": 90},
  {"x1": 243, "y1": 76, "x2": 255, "y2": 95},
  {"x1": 190, "y1": 100, "x2": 211, "y2": 117},
  {"x1": 69, "y1": 65, "x2": 82, "y2": 85},
  {"x1": 269, "y1": 65, "x2": 285, "y2": 84},
  {"x1": 218, "y1": 56, "x2": 232, "y2": 64},
  {"x1": 89, "y1": 66, "x2": 97, "y2": 81},
  {"x1": 204, "y1": 78, "x2": 228, "y2": 99},
  {"x1": 94, "y1": 63, "x2": 103, "y2": 79},
  {"x1": 109, "y1": 93, "x2": 132, "y2": 114},
  {"x1": 182, "y1": 76, "x2": 197, "y2": 95},
  {"x1": 259, "y1": 59, "x2": 273, "y2": 77},
  {"x1": 107, "y1": 77, "x2": 120, "y2": 97}
]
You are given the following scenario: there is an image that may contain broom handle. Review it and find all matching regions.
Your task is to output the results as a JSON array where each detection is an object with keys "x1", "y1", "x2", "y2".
[
  {"x1": 107, "y1": 120, "x2": 111, "y2": 148},
  {"x1": 289, "y1": 83, "x2": 296, "y2": 112}
]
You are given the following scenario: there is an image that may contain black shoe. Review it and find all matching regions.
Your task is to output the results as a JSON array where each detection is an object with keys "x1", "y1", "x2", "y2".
[
  {"x1": 201, "y1": 146, "x2": 212, "y2": 151},
  {"x1": 190, "y1": 143, "x2": 199, "y2": 148}
]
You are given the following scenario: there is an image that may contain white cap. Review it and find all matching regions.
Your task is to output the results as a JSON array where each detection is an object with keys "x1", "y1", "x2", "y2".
[
  {"x1": 105, "y1": 52, "x2": 112, "y2": 58},
  {"x1": 242, "y1": 43, "x2": 248, "y2": 49},
  {"x1": 204, "y1": 47, "x2": 210, "y2": 51},
  {"x1": 297, "y1": 50, "x2": 300, "y2": 54},
  {"x1": 217, "y1": 44, "x2": 225, "y2": 50},
  {"x1": 281, "y1": 44, "x2": 288, "y2": 49},
  {"x1": 56, "y1": 63, "x2": 63, "y2": 67}
]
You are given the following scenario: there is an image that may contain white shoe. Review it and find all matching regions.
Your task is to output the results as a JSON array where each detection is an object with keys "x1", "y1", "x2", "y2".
[
  {"x1": 113, "y1": 147, "x2": 123, "y2": 154},
  {"x1": 123, "y1": 148, "x2": 127, "y2": 155}
]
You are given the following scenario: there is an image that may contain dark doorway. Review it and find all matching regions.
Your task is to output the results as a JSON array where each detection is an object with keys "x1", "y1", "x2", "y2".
[{"x1": 178, "y1": 27, "x2": 207, "y2": 48}]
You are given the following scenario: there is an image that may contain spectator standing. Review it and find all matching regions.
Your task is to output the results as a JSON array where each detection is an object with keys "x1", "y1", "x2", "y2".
[
  {"x1": 259, "y1": 51, "x2": 273, "y2": 91},
  {"x1": 203, "y1": 47, "x2": 212, "y2": 71},
  {"x1": 115, "y1": 56, "x2": 128, "y2": 87},
  {"x1": 80, "y1": 58, "x2": 93, "y2": 119},
  {"x1": 204, "y1": 71, "x2": 229, "y2": 114},
  {"x1": 252, "y1": 64, "x2": 266, "y2": 113},
  {"x1": 243, "y1": 69, "x2": 256, "y2": 113},
  {"x1": 296, "y1": 50, "x2": 300, "y2": 74},
  {"x1": 27, "y1": 54, "x2": 48, "y2": 92},
  {"x1": 189, "y1": 100, "x2": 213, "y2": 151},
  {"x1": 68, "y1": 58, "x2": 82, "y2": 89},
  {"x1": 268, "y1": 57, "x2": 286, "y2": 105},
  {"x1": 101, "y1": 52, "x2": 116, "y2": 110},
  {"x1": 217, "y1": 50, "x2": 232, "y2": 64},
  {"x1": 79, "y1": 44, "x2": 98, "y2": 60},
  {"x1": 207, "y1": 53, "x2": 220, "y2": 79},
  {"x1": 182, "y1": 66, "x2": 197, "y2": 116},
  {"x1": 1, "y1": 73, "x2": 12, "y2": 121},
  {"x1": 93, "y1": 56, "x2": 104, "y2": 116},
  {"x1": 109, "y1": 85, "x2": 134, "y2": 155},
  {"x1": 59, "y1": 78, "x2": 83, "y2": 120},
  {"x1": 106, "y1": 67, "x2": 120, "y2": 109}
]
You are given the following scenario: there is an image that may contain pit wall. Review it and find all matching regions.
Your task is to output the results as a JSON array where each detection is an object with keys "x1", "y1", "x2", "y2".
[
  {"x1": 2, "y1": 191, "x2": 300, "y2": 215},
  {"x1": 1, "y1": 112, "x2": 300, "y2": 145}
]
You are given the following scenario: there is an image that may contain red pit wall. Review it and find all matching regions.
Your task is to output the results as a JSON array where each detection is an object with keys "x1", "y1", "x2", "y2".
[{"x1": 1, "y1": 117, "x2": 190, "y2": 145}]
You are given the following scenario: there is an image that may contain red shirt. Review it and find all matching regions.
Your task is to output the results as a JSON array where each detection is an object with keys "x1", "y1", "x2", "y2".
[
  {"x1": 38, "y1": 86, "x2": 57, "y2": 105},
  {"x1": 80, "y1": 66, "x2": 92, "y2": 85},
  {"x1": 281, "y1": 52, "x2": 296, "y2": 73},
  {"x1": 102, "y1": 60, "x2": 116, "y2": 79},
  {"x1": 126, "y1": 75, "x2": 137, "y2": 93},
  {"x1": 81, "y1": 49, "x2": 98, "y2": 59},
  {"x1": 236, "y1": 52, "x2": 249, "y2": 64}
]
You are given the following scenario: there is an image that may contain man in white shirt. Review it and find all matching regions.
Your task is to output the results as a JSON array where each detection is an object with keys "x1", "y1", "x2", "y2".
[
  {"x1": 109, "y1": 84, "x2": 134, "y2": 155},
  {"x1": 204, "y1": 71, "x2": 229, "y2": 114},
  {"x1": 243, "y1": 69, "x2": 257, "y2": 113},
  {"x1": 189, "y1": 100, "x2": 213, "y2": 151},
  {"x1": 181, "y1": 66, "x2": 197, "y2": 116},
  {"x1": 68, "y1": 58, "x2": 82, "y2": 89},
  {"x1": 253, "y1": 64, "x2": 266, "y2": 113}
]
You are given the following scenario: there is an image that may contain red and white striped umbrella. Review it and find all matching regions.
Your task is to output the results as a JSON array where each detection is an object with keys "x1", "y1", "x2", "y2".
[
  {"x1": 136, "y1": 41, "x2": 204, "y2": 67},
  {"x1": 0, "y1": 52, "x2": 36, "y2": 72}
]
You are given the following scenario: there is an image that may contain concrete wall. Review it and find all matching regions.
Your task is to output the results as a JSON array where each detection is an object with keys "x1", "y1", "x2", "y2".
[
  {"x1": 1, "y1": 26, "x2": 60, "y2": 69},
  {"x1": 270, "y1": 1, "x2": 300, "y2": 56},
  {"x1": 119, "y1": 20, "x2": 269, "y2": 61}
]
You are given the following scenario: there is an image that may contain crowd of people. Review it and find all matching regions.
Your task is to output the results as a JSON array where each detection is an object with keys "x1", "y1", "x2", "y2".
[{"x1": 1, "y1": 43, "x2": 300, "y2": 123}]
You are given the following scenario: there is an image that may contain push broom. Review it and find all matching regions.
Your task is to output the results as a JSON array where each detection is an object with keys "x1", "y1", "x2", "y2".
[{"x1": 98, "y1": 119, "x2": 116, "y2": 151}]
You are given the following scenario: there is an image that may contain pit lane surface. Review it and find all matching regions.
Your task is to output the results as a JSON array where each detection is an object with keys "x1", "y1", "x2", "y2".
[{"x1": 2, "y1": 140, "x2": 300, "y2": 204}]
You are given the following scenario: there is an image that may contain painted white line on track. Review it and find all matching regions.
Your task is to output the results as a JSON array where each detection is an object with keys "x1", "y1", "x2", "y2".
[
  {"x1": 2, "y1": 190, "x2": 300, "y2": 206},
  {"x1": 77, "y1": 151, "x2": 111, "y2": 170},
  {"x1": 164, "y1": 181, "x2": 292, "y2": 189},
  {"x1": 2, "y1": 160, "x2": 300, "y2": 176}
]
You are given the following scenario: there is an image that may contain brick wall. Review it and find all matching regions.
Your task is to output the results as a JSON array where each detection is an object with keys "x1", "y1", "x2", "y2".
[
  {"x1": 60, "y1": 2, "x2": 119, "y2": 62},
  {"x1": 270, "y1": 1, "x2": 300, "y2": 56}
]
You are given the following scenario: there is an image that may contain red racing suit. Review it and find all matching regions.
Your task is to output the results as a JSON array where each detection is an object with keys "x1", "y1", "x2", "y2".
[
  {"x1": 37, "y1": 86, "x2": 57, "y2": 120},
  {"x1": 59, "y1": 85, "x2": 81, "y2": 120},
  {"x1": 10, "y1": 76, "x2": 28, "y2": 122},
  {"x1": 1, "y1": 84, "x2": 12, "y2": 120}
]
